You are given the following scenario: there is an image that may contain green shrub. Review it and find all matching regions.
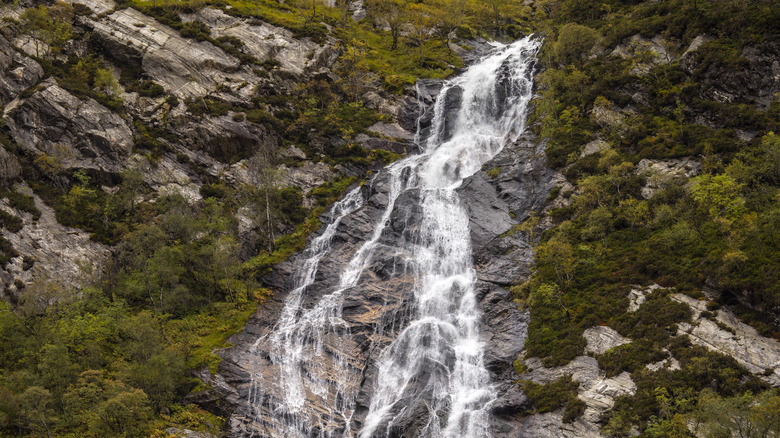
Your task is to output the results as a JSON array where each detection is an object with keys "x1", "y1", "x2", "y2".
[
  {"x1": 135, "y1": 80, "x2": 166, "y2": 98},
  {"x1": 553, "y1": 23, "x2": 601, "y2": 66},
  {"x1": 0, "y1": 210, "x2": 23, "y2": 233},
  {"x1": 1, "y1": 189, "x2": 41, "y2": 220},
  {"x1": 186, "y1": 96, "x2": 234, "y2": 117},
  {"x1": 523, "y1": 375, "x2": 585, "y2": 423},
  {"x1": 0, "y1": 235, "x2": 18, "y2": 266},
  {"x1": 180, "y1": 20, "x2": 211, "y2": 41},
  {"x1": 487, "y1": 167, "x2": 502, "y2": 178},
  {"x1": 562, "y1": 397, "x2": 586, "y2": 423}
]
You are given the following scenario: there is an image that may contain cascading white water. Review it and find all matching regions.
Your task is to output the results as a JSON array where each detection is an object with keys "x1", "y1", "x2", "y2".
[
  {"x1": 246, "y1": 37, "x2": 539, "y2": 438},
  {"x1": 359, "y1": 36, "x2": 540, "y2": 438}
]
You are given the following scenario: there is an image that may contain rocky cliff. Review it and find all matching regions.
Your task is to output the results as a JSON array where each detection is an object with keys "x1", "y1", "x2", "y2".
[
  {"x1": 208, "y1": 49, "x2": 561, "y2": 433},
  {"x1": 0, "y1": 0, "x2": 778, "y2": 436},
  {"x1": 0, "y1": 0, "x2": 402, "y2": 301}
]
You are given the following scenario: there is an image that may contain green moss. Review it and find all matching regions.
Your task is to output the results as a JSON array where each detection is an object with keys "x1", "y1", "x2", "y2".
[{"x1": 512, "y1": 356, "x2": 527, "y2": 374}]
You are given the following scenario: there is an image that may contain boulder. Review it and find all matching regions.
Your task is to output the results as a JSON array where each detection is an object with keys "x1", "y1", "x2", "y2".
[
  {"x1": 579, "y1": 139, "x2": 609, "y2": 158},
  {"x1": 582, "y1": 326, "x2": 631, "y2": 355}
]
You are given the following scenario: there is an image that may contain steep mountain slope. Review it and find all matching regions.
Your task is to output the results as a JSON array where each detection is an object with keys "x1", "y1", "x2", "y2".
[
  {"x1": 513, "y1": 0, "x2": 780, "y2": 435},
  {"x1": 0, "y1": 0, "x2": 777, "y2": 436}
]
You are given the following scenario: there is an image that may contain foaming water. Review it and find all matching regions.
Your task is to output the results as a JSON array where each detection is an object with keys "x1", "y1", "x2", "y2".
[
  {"x1": 359, "y1": 37, "x2": 540, "y2": 438},
  {"x1": 245, "y1": 37, "x2": 539, "y2": 438}
]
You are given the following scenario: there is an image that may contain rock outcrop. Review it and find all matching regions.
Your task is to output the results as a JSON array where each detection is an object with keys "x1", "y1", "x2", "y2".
[
  {"x1": 682, "y1": 38, "x2": 780, "y2": 109},
  {"x1": 0, "y1": 35, "x2": 44, "y2": 106},
  {"x1": 519, "y1": 356, "x2": 637, "y2": 438},
  {"x1": 88, "y1": 8, "x2": 255, "y2": 100},
  {"x1": 214, "y1": 73, "x2": 558, "y2": 436},
  {"x1": 637, "y1": 157, "x2": 701, "y2": 199},
  {"x1": 582, "y1": 326, "x2": 631, "y2": 356},
  {"x1": 673, "y1": 293, "x2": 780, "y2": 386},
  {"x1": 2, "y1": 79, "x2": 134, "y2": 173},
  {"x1": 0, "y1": 146, "x2": 21, "y2": 180},
  {"x1": 627, "y1": 283, "x2": 662, "y2": 312},
  {"x1": 0, "y1": 184, "x2": 109, "y2": 298},
  {"x1": 183, "y1": 7, "x2": 325, "y2": 77}
]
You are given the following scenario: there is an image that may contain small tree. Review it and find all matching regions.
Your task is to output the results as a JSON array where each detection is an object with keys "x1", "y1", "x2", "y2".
[
  {"x1": 553, "y1": 23, "x2": 601, "y2": 66},
  {"x1": 247, "y1": 152, "x2": 282, "y2": 252},
  {"x1": 290, "y1": 0, "x2": 320, "y2": 30},
  {"x1": 405, "y1": 3, "x2": 439, "y2": 65},
  {"x1": 535, "y1": 236, "x2": 576, "y2": 294},
  {"x1": 94, "y1": 68, "x2": 123, "y2": 101},
  {"x1": 18, "y1": 386, "x2": 56, "y2": 438},
  {"x1": 19, "y1": 3, "x2": 73, "y2": 59},
  {"x1": 336, "y1": 41, "x2": 371, "y2": 103},
  {"x1": 689, "y1": 173, "x2": 746, "y2": 227},
  {"x1": 365, "y1": 0, "x2": 409, "y2": 50},
  {"x1": 428, "y1": 0, "x2": 467, "y2": 49}
]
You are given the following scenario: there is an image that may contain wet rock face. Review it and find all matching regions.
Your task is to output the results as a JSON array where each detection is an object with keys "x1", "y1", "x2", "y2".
[
  {"x1": 218, "y1": 173, "x2": 418, "y2": 437},
  {"x1": 215, "y1": 85, "x2": 557, "y2": 436},
  {"x1": 459, "y1": 132, "x2": 558, "y2": 432},
  {"x1": 2, "y1": 80, "x2": 133, "y2": 172}
]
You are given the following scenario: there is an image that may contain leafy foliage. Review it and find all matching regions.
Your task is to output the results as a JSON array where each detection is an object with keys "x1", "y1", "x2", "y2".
[
  {"x1": 523, "y1": 376, "x2": 586, "y2": 423},
  {"x1": 521, "y1": 0, "x2": 780, "y2": 433}
]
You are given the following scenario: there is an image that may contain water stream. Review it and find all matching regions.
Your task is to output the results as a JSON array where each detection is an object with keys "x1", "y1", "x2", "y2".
[{"x1": 245, "y1": 37, "x2": 539, "y2": 438}]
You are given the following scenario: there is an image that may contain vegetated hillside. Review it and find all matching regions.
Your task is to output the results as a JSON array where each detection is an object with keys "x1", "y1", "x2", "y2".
[
  {"x1": 0, "y1": 0, "x2": 777, "y2": 434},
  {"x1": 0, "y1": 0, "x2": 527, "y2": 435},
  {"x1": 514, "y1": 0, "x2": 780, "y2": 435}
]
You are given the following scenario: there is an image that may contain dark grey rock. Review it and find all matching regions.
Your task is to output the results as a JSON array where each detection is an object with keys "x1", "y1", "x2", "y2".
[
  {"x1": 0, "y1": 35, "x2": 44, "y2": 106},
  {"x1": 2, "y1": 79, "x2": 133, "y2": 173},
  {"x1": 215, "y1": 88, "x2": 557, "y2": 436},
  {"x1": 0, "y1": 146, "x2": 21, "y2": 180},
  {"x1": 682, "y1": 38, "x2": 780, "y2": 109}
]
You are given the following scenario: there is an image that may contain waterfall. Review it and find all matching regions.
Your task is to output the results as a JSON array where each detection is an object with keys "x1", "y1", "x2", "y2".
[{"x1": 245, "y1": 36, "x2": 539, "y2": 438}]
